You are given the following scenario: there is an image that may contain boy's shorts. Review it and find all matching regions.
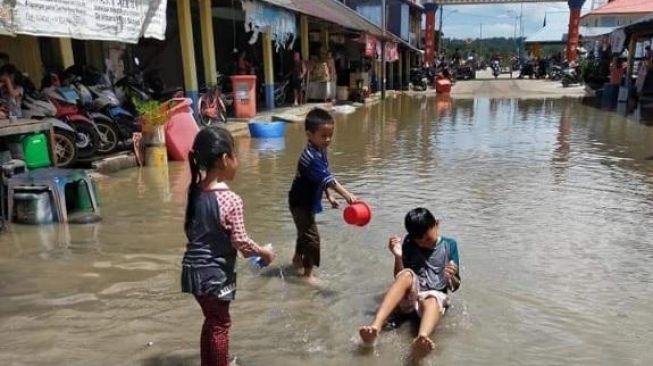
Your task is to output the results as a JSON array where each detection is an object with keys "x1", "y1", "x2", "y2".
[
  {"x1": 290, "y1": 206, "x2": 320, "y2": 267},
  {"x1": 397, "y1": 269, "x2": 449, "y2": 317}
]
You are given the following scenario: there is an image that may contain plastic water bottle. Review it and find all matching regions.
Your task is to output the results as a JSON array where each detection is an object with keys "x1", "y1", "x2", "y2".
[{"x1": 248, "y1": 244, "x2": 272, "y2": 269}]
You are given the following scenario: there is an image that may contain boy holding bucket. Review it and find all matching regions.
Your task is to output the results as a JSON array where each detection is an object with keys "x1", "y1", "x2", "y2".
[
  {"x1": 359, "y1": 208, "x2": 461, "y2": 357},
  {"x1": 288, "y1": 109, "x2": 358, "y2": 282}
]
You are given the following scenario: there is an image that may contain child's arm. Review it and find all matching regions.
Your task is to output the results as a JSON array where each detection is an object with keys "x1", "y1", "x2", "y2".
[
  {"x1": 324, "y1": 188, "x2": 339, "y2": 208},
  {"x1": 227, "y1": 195, "x2": 275, "y2": 264},
  {"x1": 328, "y1": 180, "x2": 357, "y2": 204},
  {"x1": 388, "y1": 236, "x2": 404, "y2": 276}
]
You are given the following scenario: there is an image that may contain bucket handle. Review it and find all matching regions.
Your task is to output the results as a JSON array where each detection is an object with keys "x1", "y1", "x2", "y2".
[{"x1": 160, "y1": 98, "x2": 193, "y2": 115}]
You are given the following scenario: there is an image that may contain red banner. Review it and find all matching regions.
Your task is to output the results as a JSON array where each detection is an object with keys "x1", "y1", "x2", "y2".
[
  {"x1": 364, "y1": 34, "x2": 377, "y2": 58},
  {"x1": 425, "y1": 10, "x2": 435, "y2": 66},
  {"x1": 385, "y1": 42, "x2": 399, "y2": 62}
]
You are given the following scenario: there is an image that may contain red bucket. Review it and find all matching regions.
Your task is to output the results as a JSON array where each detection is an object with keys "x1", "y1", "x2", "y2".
[{"x1": 343, "y1": 201, "x2": 372, "y2": 227}]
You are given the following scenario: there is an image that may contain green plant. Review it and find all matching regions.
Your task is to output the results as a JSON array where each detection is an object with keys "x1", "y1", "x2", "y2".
[
  {"x1": 580, "y1": 59, "x2": 607, "y2": 89},
  {"x1": 133, "y1": 98, "x2": 165, "y2": 128}
]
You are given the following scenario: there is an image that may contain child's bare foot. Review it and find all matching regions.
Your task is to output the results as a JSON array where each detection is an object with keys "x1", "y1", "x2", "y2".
[
  {"x1": 358, "y1": 325, "x2": 379, "y2": 346},
  {"x1": 411, "y1": 334, "x2": 435, "y2": 357},
  {"x1": 301, "y1": 274, "x2": 319, "y2": 286}
]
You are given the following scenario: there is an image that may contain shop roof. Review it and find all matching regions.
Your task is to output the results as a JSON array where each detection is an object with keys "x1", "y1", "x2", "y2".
[
  {"x1": 260, "y1": 0, "x2": 386, "y2": 38},
  {"x1": 525, "y1": 24, "x2": 615, "y2": 44},
  {"x1": 586, "y1": 0, "x2": 653, "y2": 16}
]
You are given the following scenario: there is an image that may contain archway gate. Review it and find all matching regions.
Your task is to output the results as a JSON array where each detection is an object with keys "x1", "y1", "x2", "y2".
[{"x1": 422, "y1": 0, "x2": 586, "y2": 64}]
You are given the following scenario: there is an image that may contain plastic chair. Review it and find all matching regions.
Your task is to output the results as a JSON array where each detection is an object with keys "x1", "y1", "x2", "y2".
[{"x1": 5, "y1": 168, "x2": 100, "y2": 223}]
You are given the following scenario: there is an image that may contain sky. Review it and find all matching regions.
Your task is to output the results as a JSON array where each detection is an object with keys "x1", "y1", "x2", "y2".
[{"x1": 440, "y1": 1, "x2": 594, "y2": 40}]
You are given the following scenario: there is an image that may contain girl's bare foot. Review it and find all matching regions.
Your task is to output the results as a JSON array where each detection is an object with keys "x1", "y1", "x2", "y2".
[
  {"x1": 301, "y1": 274, "x2": 319, "y2": 286},
  {"x1": 411, "y1": 334, "x2": 435, "y2": 357},
  {"x1": 358, "y1": 325, "x2": 379, "y2": 345}
]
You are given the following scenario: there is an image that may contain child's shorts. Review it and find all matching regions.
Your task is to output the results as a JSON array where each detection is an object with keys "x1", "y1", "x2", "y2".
[
  {"x1": 290, "y1": 206, "x2": 320, "y2": 267},
  {"x1": 397, "y1": 269, "x2": 449, "y2": 317}
]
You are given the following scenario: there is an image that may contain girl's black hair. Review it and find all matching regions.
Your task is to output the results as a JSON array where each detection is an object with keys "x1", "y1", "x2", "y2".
[
  {"x1": 305, "y1": 108, "x2": 334, "y2": 132},
  {"x1": 404, "y1": 207, "x2": 438, "y2": 239},
  {"x1": 185, "y1": 126, "x2": 235, "y2": 232}
]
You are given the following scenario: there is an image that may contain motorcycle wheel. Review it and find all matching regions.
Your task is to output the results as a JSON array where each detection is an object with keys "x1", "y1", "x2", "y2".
[
  {"x1": 95, "y1": 121, "x2": 119, "y2": 154},
  {"x1": 53, "y1": 130, "x2": 78, "y2": 168},
  {"x1": 70, "y1": 122, "x2": 100, "y2": 159}
]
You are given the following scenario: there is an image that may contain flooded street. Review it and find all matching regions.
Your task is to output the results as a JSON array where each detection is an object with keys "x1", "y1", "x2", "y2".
[{"x1": 1, "y1": 95, "x2": 652, "y2": 366}]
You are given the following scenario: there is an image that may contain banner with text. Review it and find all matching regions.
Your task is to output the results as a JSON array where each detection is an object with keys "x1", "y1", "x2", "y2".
[{"x1": 0, "y1": 0, "x2": 167, "y2": 43}]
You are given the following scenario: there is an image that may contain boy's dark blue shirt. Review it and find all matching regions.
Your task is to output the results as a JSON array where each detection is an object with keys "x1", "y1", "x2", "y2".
[
  {"x1": 288, "y1": 143, "x2": 335, "y2": 213},
  {"x1": 402, "y1": 236, "x2": 460, "y2": 292}
]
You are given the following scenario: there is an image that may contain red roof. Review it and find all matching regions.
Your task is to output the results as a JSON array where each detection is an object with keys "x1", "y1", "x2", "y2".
[{"x1": 589, "y1": 0, "x2": 653, "y2": 15}]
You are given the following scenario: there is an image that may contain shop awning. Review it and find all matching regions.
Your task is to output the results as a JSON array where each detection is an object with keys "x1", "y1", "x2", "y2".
[
  {"x1": 525, "y1": 25, "x2": 616, "y2": 44},
  {"x1": 260, "y1": 0, "x2": 386, "y2": 38}
]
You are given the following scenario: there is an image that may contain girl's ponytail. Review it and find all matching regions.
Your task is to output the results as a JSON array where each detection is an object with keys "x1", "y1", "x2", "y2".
[
  {"x1": 184, "y1": 126, "x2": 235, "y2": 235},
  {"x1": 185, "y1": 150, "x2": 201, "y2": 233}
]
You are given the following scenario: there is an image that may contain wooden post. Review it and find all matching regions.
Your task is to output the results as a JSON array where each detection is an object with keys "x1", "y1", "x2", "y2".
[
  {"x1": 262, "y1": 31, "x2": 275, "y2": 109},
  {"x1": 58, "y1": 38, "x2": 75, "y2": 68},
  {"x1": 178, "y1": 0, "x2": 199, "y2": 103},
  {"x1": 300, "y1": 15, "x2": 309, "y2": 61},
  {"x1": 199, "y1": 0, "x2": 217, "y2": 85}
]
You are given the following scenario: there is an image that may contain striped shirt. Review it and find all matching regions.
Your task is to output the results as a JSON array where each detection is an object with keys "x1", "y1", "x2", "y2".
[{"x1": 288, "y1": 143, "x2": 335, "y2": 213}]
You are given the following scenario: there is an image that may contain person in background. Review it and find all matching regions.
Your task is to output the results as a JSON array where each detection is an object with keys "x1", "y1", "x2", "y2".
[
  {"x1": 291, "y1": 51, "x2": 307, "y2": 106},
  {"x1": 236, "y1": 50, "x2": 254, "y2": 75},
  {"x1": 0, "y1": 64, "x2": 24, "y2": 119}
]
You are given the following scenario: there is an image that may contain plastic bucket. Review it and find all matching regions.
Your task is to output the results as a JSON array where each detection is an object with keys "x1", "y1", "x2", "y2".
[
  {"x1": 343, "y1": 201, "x2": 372, "y2": 227},
  {"x1": 248, "y1": 120, "x2": 287, "y2": 138}
]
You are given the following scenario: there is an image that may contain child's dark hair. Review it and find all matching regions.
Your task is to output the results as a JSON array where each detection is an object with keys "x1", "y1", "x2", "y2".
[
  {"x1": 405, "y1": 208, "x2": 438, "y2": 238},
  {"x1": 305, "y1": 108, "x2": 334, "y2": 132},
  {"x1": 185, "y1": 126, "x2": 235, "y2": 232}
]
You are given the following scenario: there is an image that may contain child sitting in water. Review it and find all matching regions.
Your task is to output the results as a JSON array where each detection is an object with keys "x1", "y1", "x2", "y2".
[
  {"x1": 288, "y1": 108, "x2": 358, "y2": 281},
  {"x1": 359, "y1": 208, "x2": 461, "y2": 356}
]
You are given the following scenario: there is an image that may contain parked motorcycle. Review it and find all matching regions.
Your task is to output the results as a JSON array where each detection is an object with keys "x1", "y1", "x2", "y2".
[
  {"x1": 561, "y1": 64, "x2": 582, "y2": 87},
  {"x1": 44, "y1": 82, "x2": 102, "y2": 160},
  {"x1": 548, "y1": 64, "x2": 563, "y2": 81},
  {"x1": 453, "y1": 61, "x2": 476, "y2": 80},
  {"x1": 21, "y1": 92, "x2": 79, "y2": 168},
  {"x1": 491, "y1": 60, "x2": 501, "y2": 79},
  {"x1": 409, "y1": 67, "x2": 429, "y2": 91},
  {"x1": 62, "y1": 66, "x2": 141, "y2": 154},
  {"x1": 198, "y1": 73, "x2": 230, "y2": 126}
]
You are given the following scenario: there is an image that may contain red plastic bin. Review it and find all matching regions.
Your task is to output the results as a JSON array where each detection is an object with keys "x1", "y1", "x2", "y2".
[{"x1": 163, "y1": 98, "x2": 199, "y2": 161}]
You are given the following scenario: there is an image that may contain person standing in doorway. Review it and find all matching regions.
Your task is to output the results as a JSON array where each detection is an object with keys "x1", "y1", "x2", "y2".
[{"x1": 291, "y1": 51, "x2": 307, "y2": 106}]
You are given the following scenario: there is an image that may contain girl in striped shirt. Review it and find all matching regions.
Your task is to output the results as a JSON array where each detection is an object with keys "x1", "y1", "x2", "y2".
[{"x1": 181, "y1": 126, "x2": 275, "y2": 366}]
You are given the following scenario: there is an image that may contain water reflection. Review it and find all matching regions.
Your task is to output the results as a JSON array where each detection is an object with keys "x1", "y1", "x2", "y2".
[{"x1": 0, "y1": 95, "x2": 652, "y2": 366}]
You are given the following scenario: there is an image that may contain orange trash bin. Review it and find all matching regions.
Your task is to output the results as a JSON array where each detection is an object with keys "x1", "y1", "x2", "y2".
[{"x1": 231, "y1": 75, "x2": 257, "y2": 118}]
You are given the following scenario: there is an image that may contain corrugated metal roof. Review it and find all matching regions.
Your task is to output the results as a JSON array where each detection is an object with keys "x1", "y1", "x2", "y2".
[
  {"x1": 260, "y1": 0, "x2": 386, "y2": 38},
  {"x1": 525, "y1": 24, "x2": 615, "y2": 44},
  {"x1": 589, "y1": 0, "x2": 653, "y2": 15}
]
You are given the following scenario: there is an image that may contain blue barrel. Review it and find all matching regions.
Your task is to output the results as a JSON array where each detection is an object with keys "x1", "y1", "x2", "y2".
[{"x1": 248, "y1": 120, "x2": 286, "y2": 138}]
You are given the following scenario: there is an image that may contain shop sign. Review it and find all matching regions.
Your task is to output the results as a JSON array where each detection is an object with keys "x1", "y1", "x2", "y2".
[
  {"x1": 385, "y1": 42, "x2": 398, "y2": 62},
  {"x1": 0, "y1": 0, "x2": 167, "y2": 43},
  {"x1": 364, "y1": 34, "x2": 377, "y2": 58}
]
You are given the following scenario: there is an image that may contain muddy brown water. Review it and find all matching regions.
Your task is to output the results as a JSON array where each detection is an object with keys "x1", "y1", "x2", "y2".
[{"x1": 1, "y1": 96, "x2": 652, "y2": 366}]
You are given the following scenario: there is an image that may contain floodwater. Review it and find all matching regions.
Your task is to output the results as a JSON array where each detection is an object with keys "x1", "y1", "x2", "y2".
[{"x1": 1, "y1": 95, "x2": 652, "y2": 366}]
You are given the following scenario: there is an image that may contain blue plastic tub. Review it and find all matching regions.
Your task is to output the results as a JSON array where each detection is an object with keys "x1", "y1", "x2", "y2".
[{"x1": 248, "y1": 120, "x2": 286, "y2": 138}]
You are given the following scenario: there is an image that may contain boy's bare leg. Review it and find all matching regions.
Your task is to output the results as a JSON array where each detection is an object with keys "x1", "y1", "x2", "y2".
[
  {"x1": 292, "y1": 253, "x2": 303, "y2": 269},
  {"x1": 411, "y1": 297, "x2": 440, "y2": 356},
  {"x1": 359, "y1": 271, "x2": 413, "y2": 344}
]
